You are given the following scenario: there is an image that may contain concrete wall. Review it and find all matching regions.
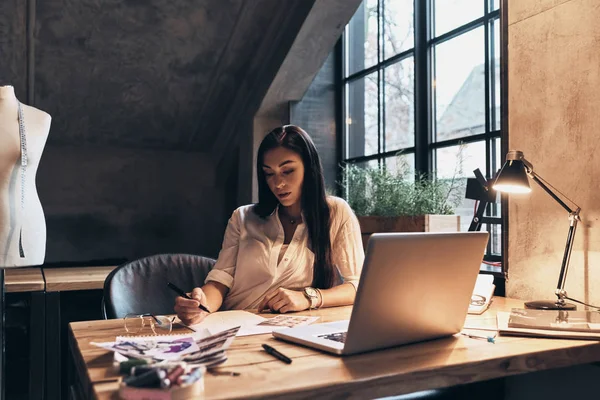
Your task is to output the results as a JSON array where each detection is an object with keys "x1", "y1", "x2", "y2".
[
  {"x1": 37, "y1": 146, "x2": 225, "y2": 262},
  {"x1": 507, "y1": 0, "x2": 600, "y2": 306},
  {"x1": 0, "y1": 0, "x2": 320, "y2": 263}
]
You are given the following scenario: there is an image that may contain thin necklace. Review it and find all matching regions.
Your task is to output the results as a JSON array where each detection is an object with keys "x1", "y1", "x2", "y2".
[
  {"x1": 17, "y1": 101, "x2": 28, "y2": 258},
  {"x1": 281, "y1": 208, "x2": 301, "y2": 225}
]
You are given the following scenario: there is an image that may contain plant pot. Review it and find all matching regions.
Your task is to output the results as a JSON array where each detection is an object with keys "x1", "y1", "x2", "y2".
[{"x1": 357, "y1": 215, "x2": 461, "y2": 249}]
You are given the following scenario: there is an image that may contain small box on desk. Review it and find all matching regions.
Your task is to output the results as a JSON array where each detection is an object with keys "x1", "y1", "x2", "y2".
[
  {"x1": 118, "y1": 366, "x2": 205, "y2": 400},
  {"x1": 118, "y1": 379, "x2": 204, "y2": 400},
  {"x1": 118, "y1": 364, "x2": 205, "y2": 400}
]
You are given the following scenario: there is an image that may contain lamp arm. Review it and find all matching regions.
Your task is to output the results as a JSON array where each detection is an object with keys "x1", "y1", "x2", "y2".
[
  {"x1": 525, "y1": 168, "x2": 581, "y2": 215},
  {"x1": 525, "y1": 163, "x2": 582, "y2": 306},
  {"x1": 556, "y1": 215, "x2": 579, "y2": 298}
]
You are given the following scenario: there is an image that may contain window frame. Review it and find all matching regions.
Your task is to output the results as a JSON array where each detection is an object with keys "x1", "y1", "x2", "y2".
[{"x1": 337, "y1": 0, "x2": 505, "y2": 276}]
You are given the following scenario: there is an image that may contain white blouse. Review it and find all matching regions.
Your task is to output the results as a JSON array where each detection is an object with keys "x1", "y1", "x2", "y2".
[{"x1": 205, "y1": 196, "x2": 365, "y2": 310}]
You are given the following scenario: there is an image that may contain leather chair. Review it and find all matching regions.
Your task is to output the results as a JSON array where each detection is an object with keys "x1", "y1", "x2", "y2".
[{"x1": 102, "y1": 253, "x2": 216, "y2": 319}]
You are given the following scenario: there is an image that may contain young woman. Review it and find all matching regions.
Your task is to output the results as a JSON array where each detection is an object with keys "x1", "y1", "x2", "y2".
[{"x1": 174, "y1": 125, "x2": 364, "y2": 325}]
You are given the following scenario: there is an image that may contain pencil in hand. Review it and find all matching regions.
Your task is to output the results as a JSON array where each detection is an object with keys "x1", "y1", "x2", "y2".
[{"x1": 167, "y1": 282, "x2": 211, "y2": 313}]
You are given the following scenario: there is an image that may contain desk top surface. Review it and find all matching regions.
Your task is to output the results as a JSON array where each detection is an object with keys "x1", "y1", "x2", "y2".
[
  {"x1": 44, "y1": 266, "x2": 117, "y2": 292},
  {"x1": 69, "y1": 297, "x2": 600, "y2": 400},
  {"x1": 4, "y1": 267, "x2": 45, "y2": 293}
]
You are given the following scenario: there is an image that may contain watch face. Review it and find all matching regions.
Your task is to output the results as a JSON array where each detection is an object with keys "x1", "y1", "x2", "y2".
[{"x1": 305, "y1": 287, "x2": 318, "y2": 298}]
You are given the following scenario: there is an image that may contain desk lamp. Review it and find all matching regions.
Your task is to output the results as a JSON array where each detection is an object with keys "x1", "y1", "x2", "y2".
[{"x1": 492, "y1": 150, "x2": 581, "y2": 310}]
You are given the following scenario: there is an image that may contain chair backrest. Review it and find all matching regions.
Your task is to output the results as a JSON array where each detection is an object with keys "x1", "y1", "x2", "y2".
[{"x1": 103, "y1": 253, "x2": 216, "y2": 319}]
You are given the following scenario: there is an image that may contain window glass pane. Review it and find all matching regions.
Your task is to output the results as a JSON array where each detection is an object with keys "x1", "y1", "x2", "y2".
[
  {"x1": 346, "y1": 72, "x2": 379, "y2": 159},
  {"x1": 493, "y1": 137, "x2": 501, "y2": 176},
  {"x1": 434, "y1": 27, "x2": 485, "y2": 142},
  {"x1": 384, "y1": 152, "x2": 414, "y2": 181},
  {"x1": 382, "y1": 0, "x2": 414, "y2": 59},
  {"x1": 491, "y1": 223, "x2": 501, "y2": 255},
  {"x1": 346, "y1": 0, "x2": 378, "y2": 77},
  {"x1": 383, "y1": 57, "x2": 414, "y2": 151},
  {"x1": 357, "y1": 159, "x2": 380, "y2": 170},
  {"x1": 492, "y1": 0, "x2": 500, "y2": 11},
  {"x1": 481, "y1": 223, "x2": 502, "y2": 257},
  {"x1": 489, "y1": 137, "x2": 502, "y2": 218},
  {"x1": 493, "y1": 19, "x2": 501, "y2": 131},
  {"x1": 435, "y1": 142, "x2": 485, "y2": 232},
  {"x1": 434, "y1": 0, "x2": 484, "y2": 37},
  {"x1": 342, "y1": 160, "x2": 379, "y2": 216}
]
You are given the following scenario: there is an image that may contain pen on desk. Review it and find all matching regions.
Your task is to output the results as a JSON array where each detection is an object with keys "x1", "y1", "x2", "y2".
[
  {"x1": 167, "y1": 282, "x2": 211, "y2": 314},
  {"x1": 262, "y1": 344, "x2": 292, "y2": 364},
  {"x1": 461, "y1": 332, "x2": 496, "y2": 344},
  {"x1": 208, "y1": 369, "x2": 241, "y2": 377}
]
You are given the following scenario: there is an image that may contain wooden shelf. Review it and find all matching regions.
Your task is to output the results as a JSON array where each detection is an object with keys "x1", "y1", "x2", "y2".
[{"x1": 43, "y1": 266, "x2": 117, "y2": 292}]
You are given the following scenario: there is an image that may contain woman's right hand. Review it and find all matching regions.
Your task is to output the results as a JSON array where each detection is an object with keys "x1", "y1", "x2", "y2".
[{"x1": 174, "y1": 287, "x2": 210, "y2": 326}]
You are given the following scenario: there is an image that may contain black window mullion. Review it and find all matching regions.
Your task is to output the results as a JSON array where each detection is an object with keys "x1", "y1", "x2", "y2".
[
  {"x1": 344, "y1": 48, "x2": 414, "y2": 84},
  {"x1": 345, "y1": 146, "x2": 417, "y2": 165},
  {"x1": 484, "y1": 0, "x2": 493, "y2": 258},
  {"x1": 414, "y1": 0, "x2": 431, "y2": 178},
  {"x1": 380, "y1": 0, "x2": 386, "y2": 157},
  {"x1": 379, "y1": 0, "x2": 384, "y2": 158},
  {"x1": 335, "y1": 37, "x2": 345, "y2": 196},
  {"x1": 490, "y1": 18, "x2": 498, "y2": 132},
  {"x1": 376, "y1": 0, "x2": 382, "y2": 164},
  {"x1": 484, "y1": 17, "x2": 491, "y2": 140},
  {"x1": 430, "y1": 10, "x2": 499, "y2": 46}
]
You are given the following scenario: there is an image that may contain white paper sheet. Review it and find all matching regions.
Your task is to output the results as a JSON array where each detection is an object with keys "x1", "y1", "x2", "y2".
[
  {"x1": 190, "y1": 310, "x2": 268, "y2": 336},
  {"x1": 190, "y1": 311, "x2": 320, "y2": 337}
]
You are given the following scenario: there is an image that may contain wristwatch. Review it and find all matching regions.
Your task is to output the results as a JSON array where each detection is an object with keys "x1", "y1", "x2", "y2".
[{"x1": 303, "y1": 287, "x2": 319, "y2": 309}]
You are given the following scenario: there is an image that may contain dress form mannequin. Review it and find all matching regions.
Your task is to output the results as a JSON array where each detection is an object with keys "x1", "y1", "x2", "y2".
[{"x1": 0, "y1": 85, "x2": 50, "y2": 267}]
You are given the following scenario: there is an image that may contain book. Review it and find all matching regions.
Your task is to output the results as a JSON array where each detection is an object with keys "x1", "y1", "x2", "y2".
[
  {"x1": 497, "y1": 310, "x2": 600, "y2": 340},
  {"x1": 468, "y1": 274, "x2": 496, "y2": 315},
  {"x1": 508, "y1": 308, "x2": 600, "y2": 332}
]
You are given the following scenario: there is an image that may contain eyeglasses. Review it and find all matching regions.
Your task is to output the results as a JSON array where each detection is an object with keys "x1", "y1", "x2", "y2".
[
  {"x1": 470, "y1": 294, "x2": 487, "y2": 307},
  {"x1": 123, "y1": 314, "x2": 175, "y2": 335}
]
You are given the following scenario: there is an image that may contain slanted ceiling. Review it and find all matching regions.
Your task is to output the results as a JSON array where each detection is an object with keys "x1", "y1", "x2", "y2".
[{"x1": 2, "y1": 0, "x2": 315, "y2": 158}]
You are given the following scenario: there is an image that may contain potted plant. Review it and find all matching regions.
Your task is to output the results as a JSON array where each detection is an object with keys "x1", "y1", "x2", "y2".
[{"x1": 339, "y1": 155, "x2": 465, "y2": 249}]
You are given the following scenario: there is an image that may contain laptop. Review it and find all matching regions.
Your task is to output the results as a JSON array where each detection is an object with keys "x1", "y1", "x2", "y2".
[{"x1": 272, "y1": 231, "x2": 489, "y2": 355}]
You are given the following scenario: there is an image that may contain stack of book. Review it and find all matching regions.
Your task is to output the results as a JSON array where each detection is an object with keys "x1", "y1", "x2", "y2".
[{"x1": 497, "y1": 308, "x2": 600, "y2": 339}]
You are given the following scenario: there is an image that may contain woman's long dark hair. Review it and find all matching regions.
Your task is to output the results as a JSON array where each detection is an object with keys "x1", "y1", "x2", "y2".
[{"x1": 253, "y1": 125, "x2": 334, "y2": 289}]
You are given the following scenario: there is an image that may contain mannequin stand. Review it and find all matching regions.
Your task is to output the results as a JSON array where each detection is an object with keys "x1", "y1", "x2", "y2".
[{"x1": 0, "y1": 268, "x2": 4, "y2": 400}]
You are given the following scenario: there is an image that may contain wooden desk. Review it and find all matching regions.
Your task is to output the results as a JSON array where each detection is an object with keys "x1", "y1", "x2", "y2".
[
  {"x1": 69, "y1": 297, "x2": 600, "y2": 399},
  {"x1": 4, "y1": 267, "x2": 45, "y2": 293},
  {"x1": 44, "y1": 265, "x2": 117, "y2": 400}
]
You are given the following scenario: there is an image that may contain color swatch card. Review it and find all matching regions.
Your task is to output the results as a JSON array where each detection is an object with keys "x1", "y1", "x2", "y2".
[
  {"x1": 92, "y1": 326, "x2": 240, "y2": 365},
  {"x1": 257, "y1": 315, "x2": 320, "y2": 328}
]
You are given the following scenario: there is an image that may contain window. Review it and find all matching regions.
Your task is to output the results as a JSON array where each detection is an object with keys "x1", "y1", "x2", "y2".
[{"x1": 341, "y1": 0, "x2": 502, "y2": 271}]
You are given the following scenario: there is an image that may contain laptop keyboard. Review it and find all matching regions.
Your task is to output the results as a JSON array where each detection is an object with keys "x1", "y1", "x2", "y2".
[{"x1": 318, "y1": 332, "x2": 347, "y2": 343}]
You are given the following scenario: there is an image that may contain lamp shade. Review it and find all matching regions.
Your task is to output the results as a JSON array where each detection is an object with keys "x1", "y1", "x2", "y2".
[{"x1": 492, "y1": 159, "x2": 531, "y2": 193}]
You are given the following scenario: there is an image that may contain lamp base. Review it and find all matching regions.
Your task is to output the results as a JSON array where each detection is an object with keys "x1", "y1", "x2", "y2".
[{"x1": 524, "y1": 300, "x2": 576, "y2": 310}]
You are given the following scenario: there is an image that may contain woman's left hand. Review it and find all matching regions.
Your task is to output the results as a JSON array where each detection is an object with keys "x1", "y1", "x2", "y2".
[{"x1": 257, "y1": 288, "x2": 310, "y2": 313}]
